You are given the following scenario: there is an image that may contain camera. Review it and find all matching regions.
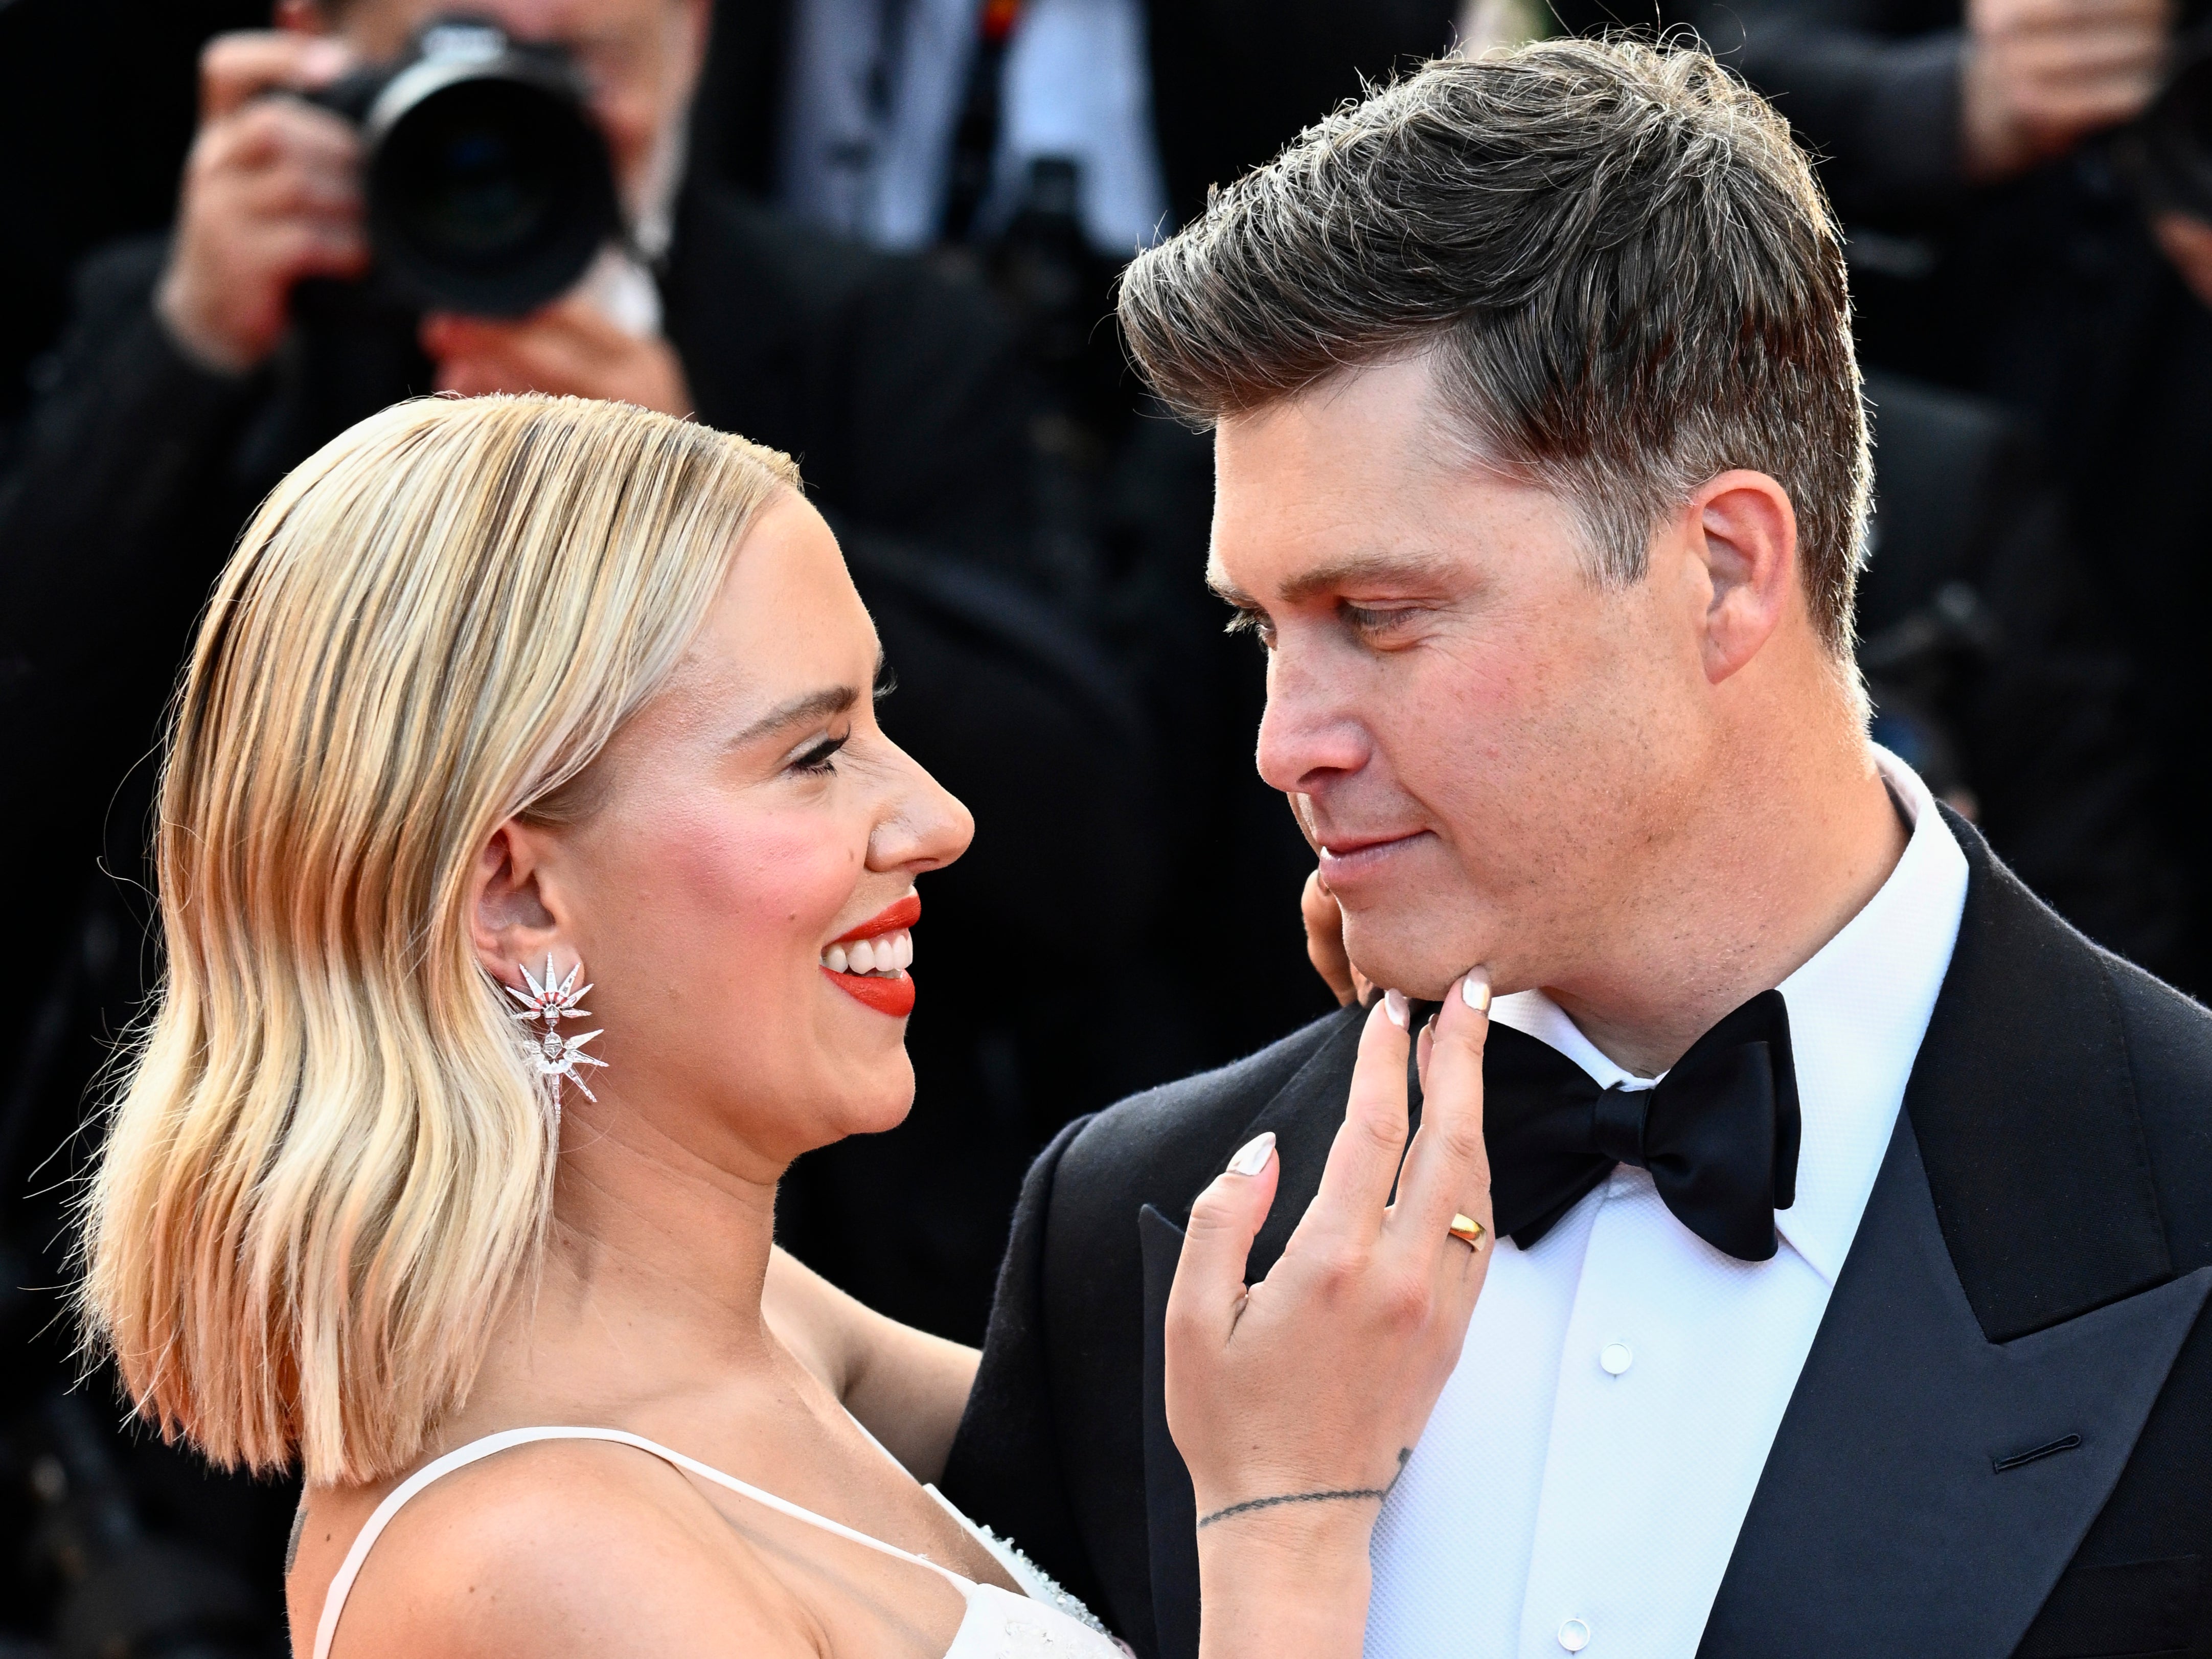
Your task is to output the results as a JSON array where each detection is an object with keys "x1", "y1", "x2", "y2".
[{"x1": 306, "y1": 17, "x2": 620, "y2": 316}]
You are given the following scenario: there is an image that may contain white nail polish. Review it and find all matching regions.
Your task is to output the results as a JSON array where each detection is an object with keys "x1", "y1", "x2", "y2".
[
  {"x1": 1226, "y1": 1131, "x2": 1276, "y2": 1178},
  {"x1": 1384, "y1": 988, "x2": 1409, "y2": 1028},
  {"x1": 1462, "y1": 973, "x2": 1492, "y2": 1014}
]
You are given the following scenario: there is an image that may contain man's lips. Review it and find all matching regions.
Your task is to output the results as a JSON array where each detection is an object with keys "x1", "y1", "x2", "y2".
[
  {"x1": 1315, "y1": 830, "x2": 1431, "y2": 875},
  {"x1": 823, "y1": 892, "x2": 920, "y2": 1017}
]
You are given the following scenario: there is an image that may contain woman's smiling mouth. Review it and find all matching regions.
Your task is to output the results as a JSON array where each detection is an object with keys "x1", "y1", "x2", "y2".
[{"x1": 820, "y1": 893, "x2": 920, "y2": 1016}]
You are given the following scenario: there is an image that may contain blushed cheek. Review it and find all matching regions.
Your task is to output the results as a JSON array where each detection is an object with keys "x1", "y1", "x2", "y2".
[
  {"x1": 584, "y1": 794, "x2": 863, "y2": 1040},
  {"x1": 646, "y1": 803, "x2": 857, "y2": 961}
]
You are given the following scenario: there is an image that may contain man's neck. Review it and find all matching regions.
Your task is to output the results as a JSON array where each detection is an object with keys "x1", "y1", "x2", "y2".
[{"x1": 1543, "y1": 738, "x2": 1910, "y2": 1078}]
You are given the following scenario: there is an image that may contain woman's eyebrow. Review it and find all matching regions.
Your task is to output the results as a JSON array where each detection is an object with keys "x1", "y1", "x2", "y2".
[{"x1": 726, "y1": 685, "x2": 859, "y2": 749}]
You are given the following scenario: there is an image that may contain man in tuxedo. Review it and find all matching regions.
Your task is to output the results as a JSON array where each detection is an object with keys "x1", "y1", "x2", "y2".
[{"x1": 939, "y1": 38, "x2": 2212, "y2": 1659}]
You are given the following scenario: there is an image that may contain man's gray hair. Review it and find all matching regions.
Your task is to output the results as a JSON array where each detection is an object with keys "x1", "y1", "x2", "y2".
[{"x1": 1118, "y1": 38, "x2": 1869, "y2": 655}]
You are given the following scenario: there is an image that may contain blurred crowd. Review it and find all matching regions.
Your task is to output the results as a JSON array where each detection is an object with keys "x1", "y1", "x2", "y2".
[{"x1": 1, "y1": 0, "x2": 2209, "y2": 1651}]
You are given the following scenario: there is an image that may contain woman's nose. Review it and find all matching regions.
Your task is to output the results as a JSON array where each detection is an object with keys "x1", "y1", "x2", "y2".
[{"x1": 868, "y1": 754, "x2": 975, "y2": 873}]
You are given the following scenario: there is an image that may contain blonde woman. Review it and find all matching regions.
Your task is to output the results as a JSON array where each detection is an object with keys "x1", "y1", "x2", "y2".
[{"x1": 77, "y1": 395, "x2": 1495, "y2": 1659}]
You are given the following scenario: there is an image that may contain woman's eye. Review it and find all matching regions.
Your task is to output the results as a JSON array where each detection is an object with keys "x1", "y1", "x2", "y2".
[{"x1": 791, "y1": 734, "x2": 848, "y2": 776}]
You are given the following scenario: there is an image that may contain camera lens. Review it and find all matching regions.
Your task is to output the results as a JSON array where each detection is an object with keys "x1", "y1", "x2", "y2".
[
  {"x1": 387, "y1": 85, "x2": 559, "y2": 257},
  {"x1": 363, "y1": 52, "x2": 618, "y2": 316}
]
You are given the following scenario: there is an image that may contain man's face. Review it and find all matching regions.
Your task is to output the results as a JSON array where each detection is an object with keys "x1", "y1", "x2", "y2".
[
  {"x1": 324, "y1": 0, "x2": 708, "y2": 215},
  {"x1": 1213, "y1": 355, "x2": 1717, "y2": 1002}
]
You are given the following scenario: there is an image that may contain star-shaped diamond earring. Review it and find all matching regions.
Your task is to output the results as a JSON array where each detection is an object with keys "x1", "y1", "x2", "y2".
[{"x1": 505, "y1": 955, "x2": 607, "y2": 1108}]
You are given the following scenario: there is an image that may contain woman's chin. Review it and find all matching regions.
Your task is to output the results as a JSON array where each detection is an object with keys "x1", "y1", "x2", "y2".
[{"x1": 833, "y1": 1062, "x2": 918, "y2": 1139}]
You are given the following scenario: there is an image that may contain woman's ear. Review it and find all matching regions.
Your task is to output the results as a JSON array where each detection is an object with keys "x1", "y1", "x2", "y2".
[{"x1": 469, "y1": 819, "x2": 567, "y2": 985}]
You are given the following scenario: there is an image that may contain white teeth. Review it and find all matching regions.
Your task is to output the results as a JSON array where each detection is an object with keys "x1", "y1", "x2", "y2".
[{"x1": 820, "y1": 928, "x2": 913, "y2": 975}]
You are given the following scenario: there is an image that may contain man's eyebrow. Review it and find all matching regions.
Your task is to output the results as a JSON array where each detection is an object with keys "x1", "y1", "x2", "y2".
[
  {"x1": 1205, "y1": 569, "x2": 1259, "y2": 609},
  {"x1": 1277, "y1": 551, "x2": 1464, "y2": 605},
  {"x1": 1207, "y1": 551, "x2": 1465, "y2": 610},
  {"x1": 727, "y1": 684, "x2": 859, "y2": 749}
]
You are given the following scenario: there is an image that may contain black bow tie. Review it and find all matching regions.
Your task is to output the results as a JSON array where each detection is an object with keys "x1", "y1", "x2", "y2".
[{"x1": 1478, "y1": 989, "x2": 1801, "y2": 1262}]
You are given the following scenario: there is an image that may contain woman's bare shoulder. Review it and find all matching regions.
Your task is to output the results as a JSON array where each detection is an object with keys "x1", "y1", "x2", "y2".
[{"x1": 308, "y1": 1438, "x2": 820, "y2": 1659}]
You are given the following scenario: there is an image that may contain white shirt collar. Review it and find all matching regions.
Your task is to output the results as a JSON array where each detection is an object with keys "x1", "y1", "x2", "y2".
[{"x1": 1489, "y1": 745, "x2": 1969, "y2": 1284}]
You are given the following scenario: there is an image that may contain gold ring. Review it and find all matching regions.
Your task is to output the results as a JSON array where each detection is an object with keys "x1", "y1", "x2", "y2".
[{"x1": 1449, "y1": 1213, "x2": 1487, "y2": 1250}]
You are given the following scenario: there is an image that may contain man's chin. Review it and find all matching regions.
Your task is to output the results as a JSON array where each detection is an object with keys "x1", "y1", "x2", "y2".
[{"x1": 1341, "y1": 917, "x2": 1492, "y2": 1003}]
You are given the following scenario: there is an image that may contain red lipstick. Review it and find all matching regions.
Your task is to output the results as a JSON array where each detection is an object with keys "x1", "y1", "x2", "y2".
[
  {"x1": 833, "y1": 892, "x2": 921, "y2": 944},
  {"x1": 822, "y1": 893, "x2": 920, "y2": 1018}
]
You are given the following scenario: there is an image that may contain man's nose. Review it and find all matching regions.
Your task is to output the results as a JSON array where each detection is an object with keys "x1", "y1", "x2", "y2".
[{"x1": 1254, "y1": 647, "x2": 1370, "y2": 795}]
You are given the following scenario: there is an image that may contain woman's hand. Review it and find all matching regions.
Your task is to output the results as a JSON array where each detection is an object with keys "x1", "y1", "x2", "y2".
[
  {"x1": 1301, "y1": 867, "x2": 1373, "y2": 1009},
  {"x1": 1166, "y1": 974, "x2": 1494, "y2": 1659}
]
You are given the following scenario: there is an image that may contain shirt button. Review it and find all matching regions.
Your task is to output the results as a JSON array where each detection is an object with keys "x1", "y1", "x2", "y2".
[
  {"x1": 1600, "y1": 1341, "x2": 1633, "y2": 1376},
  {"x1": 1559, "y1": 1617, "x2": 1593, "y2": 1651}
]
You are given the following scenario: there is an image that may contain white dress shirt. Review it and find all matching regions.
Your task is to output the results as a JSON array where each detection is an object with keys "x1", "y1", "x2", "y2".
[
  {"x1": 775, "y1": 0, "x2": 1168, "y2": 257},
  {"x1": 778, "y1": 0, "x2": 985, "y2": 249},
  {"x1": 1366, "y1": 747, "x2": 1969, "y2": 1659},
  {"x1": 991, "y1": 0, "x2": 1171, "y2": 254}
]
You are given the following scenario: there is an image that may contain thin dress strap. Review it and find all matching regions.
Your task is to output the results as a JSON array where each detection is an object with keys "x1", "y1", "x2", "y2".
[{"x1": 311, "y1": 1425, "x2": 977, "y2": 1659}]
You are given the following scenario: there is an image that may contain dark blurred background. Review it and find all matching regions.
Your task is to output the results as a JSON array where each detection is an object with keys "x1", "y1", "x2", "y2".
[{"x1": 0, "y1": 0, "x2": 2203, "y2": 1650}]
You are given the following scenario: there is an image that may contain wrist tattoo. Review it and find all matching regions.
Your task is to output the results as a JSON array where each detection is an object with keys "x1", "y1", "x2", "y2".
[{"x1": 1197, "y1": 1448, "x2": 1411, "y2": 1530}]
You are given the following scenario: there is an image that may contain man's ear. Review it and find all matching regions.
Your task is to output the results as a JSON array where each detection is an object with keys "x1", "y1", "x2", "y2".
[
  {"x1": 1685, "y1": 469, "x2": 1798, "y2": 685},
  {"x1": 469, "y1": 819, "x2": 569, "y2": 987}
]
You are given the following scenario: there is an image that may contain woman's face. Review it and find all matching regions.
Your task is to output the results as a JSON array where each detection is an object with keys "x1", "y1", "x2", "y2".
[{"x1": 473, "y1": 493, "x2": 973, "y2": 1176}]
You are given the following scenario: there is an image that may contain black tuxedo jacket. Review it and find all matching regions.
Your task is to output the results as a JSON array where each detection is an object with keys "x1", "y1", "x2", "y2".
[{"x1": 942, "y1": 813, "x2": 2212, "y2": 1658}]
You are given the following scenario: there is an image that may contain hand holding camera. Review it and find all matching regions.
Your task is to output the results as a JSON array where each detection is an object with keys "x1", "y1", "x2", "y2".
[
  {"x1": 156, "y1": 18, "x2": 672, "y2": 406},
  {"x1": 157, "y1": 32, "x2": 368, "y2": 373},
  {"x1": 420, "y1": 294, "x2": 691, "y2": 416},
  {"x1": 1961, "y1": 0, "x2": 2170, "y2": 180}
]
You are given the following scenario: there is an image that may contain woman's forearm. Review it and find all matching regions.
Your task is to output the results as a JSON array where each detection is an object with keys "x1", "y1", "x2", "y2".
[{"x1": 1197, "y1": 1508, "x2": 1374, "y2": 1659}]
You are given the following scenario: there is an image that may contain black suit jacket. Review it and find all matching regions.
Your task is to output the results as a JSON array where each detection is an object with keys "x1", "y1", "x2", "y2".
[{"x1": 942, "y1": 812, "x2": 2212, "y2": 1658}]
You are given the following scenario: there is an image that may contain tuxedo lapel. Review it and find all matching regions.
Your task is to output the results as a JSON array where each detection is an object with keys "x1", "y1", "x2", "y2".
[
  {"x1": 1141, "y1": 1206, "x2": 1199, "y2": 1659},
  {"x1": 1697, "y1": 1110, "x2": 2211, "y2": 1656},
  {"x1": 1241, "y1": 1011, "x2": 1370, "y2": 1280},
  {"x1": 1701, "y1": 814, "x2": 2206, "y2": 1653},
  {"x1": 1137, "y1": 1012, "x2": 1364, "y2": 1659}
]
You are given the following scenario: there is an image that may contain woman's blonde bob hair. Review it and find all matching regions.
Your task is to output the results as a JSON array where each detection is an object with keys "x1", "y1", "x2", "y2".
[{"x1": 78, "y1": 394, "x2": 799, "y2": 1485}]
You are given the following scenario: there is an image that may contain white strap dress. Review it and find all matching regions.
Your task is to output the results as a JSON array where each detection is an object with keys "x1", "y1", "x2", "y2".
[{"x1": 310, "y1": 1424, "x2": 1128, "y2": 1659}]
